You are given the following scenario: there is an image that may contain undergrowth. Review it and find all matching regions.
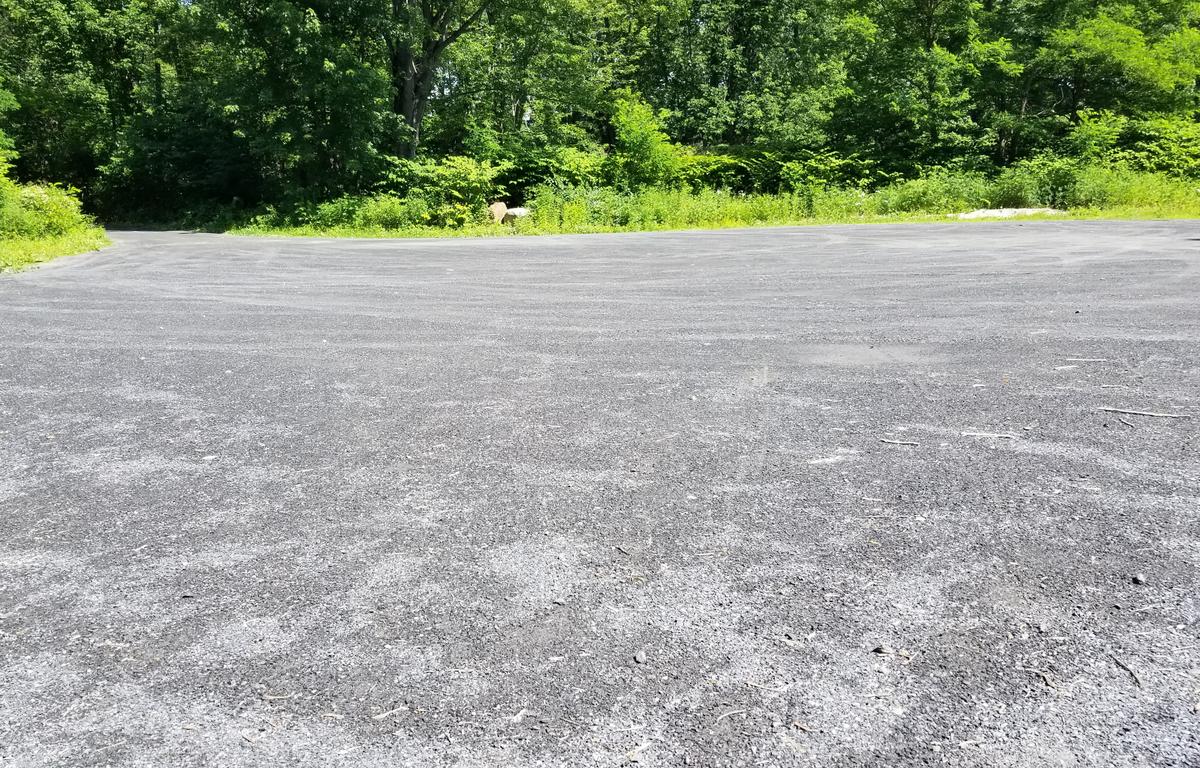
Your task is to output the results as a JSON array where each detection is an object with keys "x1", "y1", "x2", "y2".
[
  {"x1": 0, "y1": 175, "x2": 108, "y2": 270},
  {"x1": 237, "y1": 161, "x2": 1200, "y2": 238}
]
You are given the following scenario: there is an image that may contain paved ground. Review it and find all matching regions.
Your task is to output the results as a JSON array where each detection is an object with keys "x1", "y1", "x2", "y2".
[{"x1": 1, "y1": 222, "x2": 1198, "y2": 767}]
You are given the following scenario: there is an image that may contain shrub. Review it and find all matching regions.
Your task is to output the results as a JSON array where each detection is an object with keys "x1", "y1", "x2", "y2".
[
  {"x1": 289, "y1": 193, "x2": 435, "y2": 230},
  {"x1": 705, "y1": 149, "x2": 785, "y2": 193},
  {"x1": 305, "y1": 195, "x2": 369, "y2": 228},
  {"x1": 356, "y1": 194, "x2": 431, "y2": 228},
  {"x1": 1066, "y1": 110, "x2": 1128, "y2": 161},
  {"x1": 0, "y1": 83, "x2": 15, "y2": 173},
  {"x1": 811, "y1": 187, "x2": 872, "y2": 218},
  {"x1": 528, "y1": 184, "x2": 822, "y2": 229},
  {"x1": 781, "y1": 151, "x2": 878, "y2": 191},
  {"x1": 991, "y1": 156, "x2": 1082, "y2": 208},
  {"x1": 0, "y1": 177, "x2": 95, "y2": 238},
  {"x1": 382, "y1": 155, "x2": 507, "y2": 226},
  {"x1": 1123, "y1": 116, "x2": 1200, "y2": 179},
  {"x1": 0, "y1": 175, "x2": 27, "y2": 233},
  {"x1": 678, "y1": 153, "x2": 742, "y2": 191},
  {"x1": 606, "y1": 92, "x2": 684, "y2": 190},
  {"x1": 870, "y1": 169, "x2": 991, "y2": 213},
  {"x1": 1067, "y1": 165, "x2": 1199, "y2": 209}
]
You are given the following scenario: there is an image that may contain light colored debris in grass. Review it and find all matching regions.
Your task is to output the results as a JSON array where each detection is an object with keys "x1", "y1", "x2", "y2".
[{"x1": 951, "y1": 208, "x2": 1065, "y2": 219}]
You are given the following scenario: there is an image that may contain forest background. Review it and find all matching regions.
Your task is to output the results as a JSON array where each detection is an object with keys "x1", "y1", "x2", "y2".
[{"x1": 1, "y1": 0, "x2": 1198, "y2": 255}]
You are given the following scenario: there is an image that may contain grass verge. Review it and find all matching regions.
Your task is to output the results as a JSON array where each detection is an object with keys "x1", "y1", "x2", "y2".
[
  {"x1": 234, "y1": 206, "x2": 1198, "y2": 240},
  {"x1": 235, "y1": 164, "x2": 1200, "y2": 238},
  {"x1": 0, "y1": 227, "x2": 110, "y2": 271}
]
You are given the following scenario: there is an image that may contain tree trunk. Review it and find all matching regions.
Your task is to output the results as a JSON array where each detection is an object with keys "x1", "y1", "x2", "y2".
[
  {"x1": 390, "y1": 46, "x2": 421, "y2": 158},
  {"x1": 387, "y1": 0, "x2": 494, "y2": 158}
]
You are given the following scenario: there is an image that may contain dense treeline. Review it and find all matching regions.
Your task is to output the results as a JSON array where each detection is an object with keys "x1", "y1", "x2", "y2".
[{"x1": 0, "y1": 0, "x2": 1197, "y2": 224}]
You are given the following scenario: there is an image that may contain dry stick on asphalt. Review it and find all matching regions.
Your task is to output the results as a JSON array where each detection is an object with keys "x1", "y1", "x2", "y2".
[
  {"x1": 962, "y1": 432, "x2": 1018, "y2": 439},
  {"x1": 880, "y1": 438, "x2": 919, "y2": 446},
  {"x1": 1118, "y1": 417, "x2": 1137, "y2": 429},
  {"x1": 1022, "y1": 668, "x2": 1058, "y2": 690},
  {"x1": 715, "y1": 709, "x2": 748, "y2": 723},
  {"x1": 1110, "y1": 655, "x2": 1143, "y2": 688},
  {"x1": 1099, "y1": 407, "x2": 1192, "y2": 420}
]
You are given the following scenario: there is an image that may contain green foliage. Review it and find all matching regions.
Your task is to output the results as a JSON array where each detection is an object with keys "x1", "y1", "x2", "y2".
[
  {"x1": 606, "y1": 92, "x2": 683, "y2": 190},
  {"x1": 0, "y1": 136, "x2": 105, "y2": 269},
  {"x1": 0, "y1": 81, "x2": 15, "y2": 172},
  {"x1": 527, "y1": 185, "x2": 815, "y2": 229},
  {"x1": 674, "y1": 149, "x2": 784, "y2": 192},
  {"x1": 0, "y1": 70, "x2": 105, "y2": 269},
  {"x1": 382, "y1": 155, "x2": 507, "y2": 225},
  {"x1": 780, "y1": 151, "x2": 881, "y2": 190},
  {"x1": 677, "y1": 153, "x2": 742, "y2": 191},
  {"x1": 246, "y1": 163, "x2": 1199, "y2": 237},
  {"x1": 0, "y1": 0, "x2": 1197, "y2": 222},
  {"x1": 0, "y1": 177, "x2": 95, "y2": 238},
  {"x1": 279, "y1": 153, "x2": 507, "y2": 230},
  {"x1": 677, "y1": 149, "x2": 879, "y2": 194},
  {"x1": 1124, "y1": 116, "x2": 1200, "y2": 178},
  {"x1": 356, "y1": 195, "x2": 433, "y2": 229},
  {"x1": 1068, "y1": 164, "x2": 1199, "y2": 209},
  {"x1": 870, "y1": 170, "x2": 992, "y2": 214},
  {"x1": 1039, "y1": 11, "x2": 1198, "y2": 115},
  {"x1": 991, "y1": 157, "x2": 1079, "y2": 208},
  {"x1": 1068, "y1": 111, "x2": 1131, "y2": 161},
  {"x1": 508, "y1": 145, "x2": 609, "y2": 192},
  {"x1": 990, "y1": 157, "x2": 1200, "y2": 209},
  {"x1": 0, "y1": 227, "x2": 109, "y2": 271}
]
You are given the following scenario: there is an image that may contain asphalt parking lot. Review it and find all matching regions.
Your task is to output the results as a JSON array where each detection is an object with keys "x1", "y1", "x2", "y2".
[{"x1": 1, "y1": 221, "x2": 1197, "y2": 766}]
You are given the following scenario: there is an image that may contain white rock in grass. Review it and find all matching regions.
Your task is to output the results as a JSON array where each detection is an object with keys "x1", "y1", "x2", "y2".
[
  {"x1": 952, "y1": 207, "x2": 1065, "y2": 220},
  {"x1": 502, "y1": 207, "x2": 530, "y2": 224}
]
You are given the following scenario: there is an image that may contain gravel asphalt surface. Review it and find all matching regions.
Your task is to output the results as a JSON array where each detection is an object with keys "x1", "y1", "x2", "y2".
[{"x1": 1, "y1": 221, "x2": 1198, "y2": 767}]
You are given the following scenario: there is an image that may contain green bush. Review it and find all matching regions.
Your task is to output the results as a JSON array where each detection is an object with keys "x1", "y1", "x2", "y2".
[
  {"x1": 678, "y1": 153, "x2": 742, "y2": 191},
  {"x1": 811, "y1": 187, "x2": 872, "y2": 218},
  {"x1": 870, "y1": 169, "x2": 991, "y2": 213},
  {"x1": 0, "y1": 84, "x2": 15, "y2": 173},
  {"x1": 991, "y1": 156, "x2": 1083, "y2": 208},
  {"x1": 0, "y1": 177, "x2": 95, "y2": 238},
  {"x1": 780, "y1": 151, "x2": 879, "y2": 191},
  {"x1": 691, "y1": 149, "x2": 784, "y2": 193},
  {"x1": 289, "y1": 193, "x2": 435, "y2": 230},
  {"x1": 304, "y1": 195, "x2": 368, "y2": 228},
  {"x1": 356, "y1": 195, "x2": 431, "y2": 228},
  {"x1": 528, "y1": 184, "x2": 820, "y2": 229},
  {"x1": 0, "y1": 176, "x2": 26, "y2": 233},
  {"x1": 1068, "y1": 165, "x2": 1199, "y2": 208},
  {"x1": 382, "y1": 155, "x2": 507, "y2": 226},
  {"x1": 1064, "y1": 112, "x2": 1200, "y2": 180},
  {"x1": 1123, "y1": 116, "x2": 1200, "y2": 179},
  {"x1": 514, "y1": 146, "x2": 607, "y2": 191},
  {"x1": 606, "y1": 92, "x2": 684, "y2": 190},
  {"x1": 251, "y1": 157, "x2": 1200, "y2": 236}
]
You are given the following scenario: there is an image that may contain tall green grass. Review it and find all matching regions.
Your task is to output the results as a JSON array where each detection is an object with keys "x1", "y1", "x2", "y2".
[
  {"x1": 238, "y1": 160, "x2": 1200, "y2": 238},
  {"x1": 0, "y1": 229, "x2": 111, "y2": 271},
  {"x1": 0, "y1": 176, "x2": 108, "y2": 269}
]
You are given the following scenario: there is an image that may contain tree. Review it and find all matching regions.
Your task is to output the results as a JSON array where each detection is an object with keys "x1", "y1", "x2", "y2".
[
  {"x1": 1, "y1": 0, "x2": 1197, "y2": 217},
  {"x1": 606, "y1": 90, "x2": 682, "y2": 188},
  {"x1": 385, "y1": 0, "x2": 503, "y2": 157},
  {"x1": 0, "y1": 79, "x2": 16, "y2": 171}
]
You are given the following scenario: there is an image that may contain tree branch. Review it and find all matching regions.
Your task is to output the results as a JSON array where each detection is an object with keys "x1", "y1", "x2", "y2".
[{"x1": 444, "y1": 0, "x2": 495, "y2": 47}]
